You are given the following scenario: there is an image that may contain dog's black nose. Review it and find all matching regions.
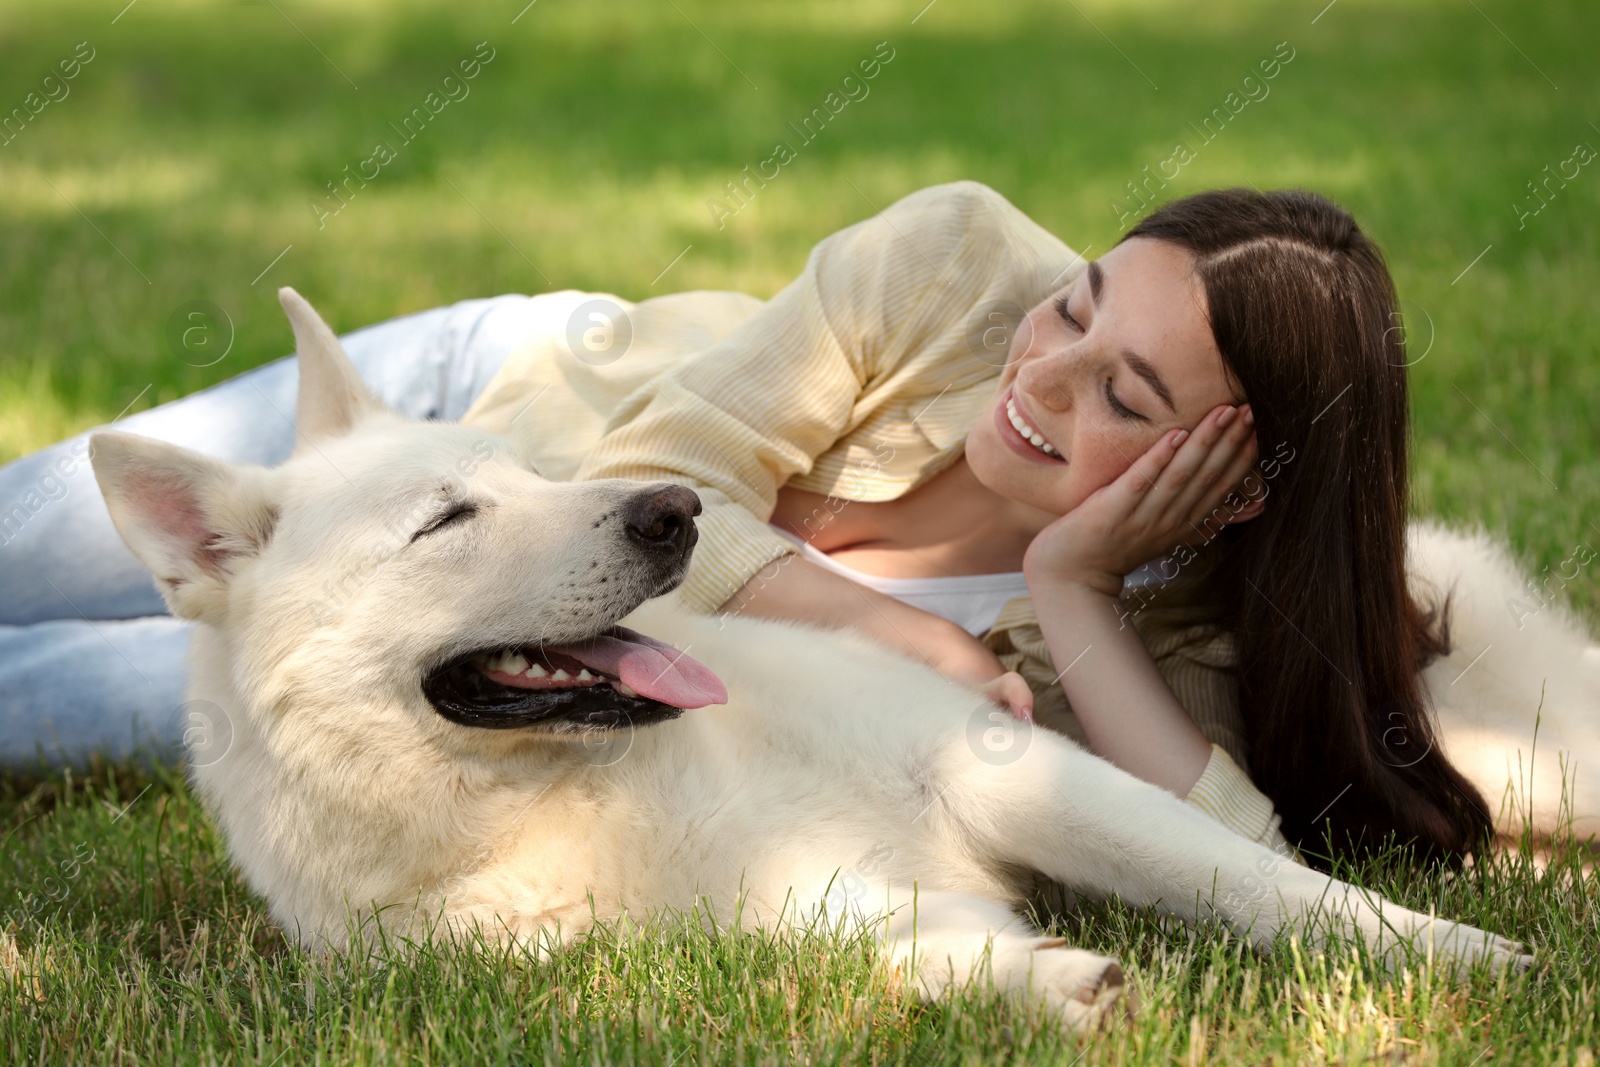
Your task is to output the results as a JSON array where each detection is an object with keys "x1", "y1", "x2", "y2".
[{"x1": 624, "y1": 485, "x2": 701, "y2": 554}]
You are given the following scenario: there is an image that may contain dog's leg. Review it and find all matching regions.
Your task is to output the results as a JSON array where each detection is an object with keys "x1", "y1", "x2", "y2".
[
  {"x1": 857, "y1": 886, "x2": 1128, "y2": 1031},
  {"x1": 925, "y1": 734, "x2": 1533, "y2": 977}
]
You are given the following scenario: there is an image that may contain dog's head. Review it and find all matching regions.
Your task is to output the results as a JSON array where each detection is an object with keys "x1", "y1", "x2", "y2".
[{"x1": 90, "y1": 289, "x2": 727, "y2": 752}]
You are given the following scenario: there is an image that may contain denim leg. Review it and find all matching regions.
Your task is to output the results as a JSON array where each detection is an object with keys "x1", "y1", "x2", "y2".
[
  {"x1": 0, "y1": 291, "x2": 558, "y2": 764},
  {"x1": 0, "y1": 617, "x2": 193, "y2": 764},
  {"x1": 0, "y1": 293, "x2": 540, "y2": 626}
]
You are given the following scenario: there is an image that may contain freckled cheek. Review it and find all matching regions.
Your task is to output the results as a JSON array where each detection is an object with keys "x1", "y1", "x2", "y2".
[{"x1": 1073, "y1": 426, "x2": 1151, "y2": 494}]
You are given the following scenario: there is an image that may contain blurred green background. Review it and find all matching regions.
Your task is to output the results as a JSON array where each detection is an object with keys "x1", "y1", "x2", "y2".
[{"x1": 1, "y1": 0, "x2": 1596, "y2": 617}]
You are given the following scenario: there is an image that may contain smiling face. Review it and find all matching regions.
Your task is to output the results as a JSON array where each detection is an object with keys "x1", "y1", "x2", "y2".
[{"x1": 966, "y1": 237, "x2": 1247, "y2": 515}]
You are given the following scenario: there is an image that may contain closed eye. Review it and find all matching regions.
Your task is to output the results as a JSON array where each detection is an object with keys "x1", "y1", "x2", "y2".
[
  {"x1": 1059, "y1": 290, "x2": 1143, "y2": 420},
  {"x1": 1103, "y1": 379, "x2": 1147, "y2": 422},
  {"x1": 1054, "y1": 293, "x2": 1085, "y2": 332},
  {"x1": 411, "y1": 502, "x2": 478, "y2": 542}
]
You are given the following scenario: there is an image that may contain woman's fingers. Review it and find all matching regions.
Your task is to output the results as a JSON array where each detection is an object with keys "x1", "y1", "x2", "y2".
[
  {"x1": 1167, "y1": 403, "x2": 1258, "y2": 522},
  {"x1": 982, "y1": 671, "x2": 1034, "y2": 722},
  {"x1": 1114, "y1": 425, "x2": 1188, "y2": 511},
  {"x1": 1005, "y1": 678, "x2": 1034, "y2": 722},
  {"x1": 1185, "y1": 423, "x2": 1263, "y2": 532},
  {"x1": 1062, "y1": 424, "x2": 1185, "y2": 541},
  {"x1": 1128, "y1": 403, "x2": 1248, "y2": 528}
]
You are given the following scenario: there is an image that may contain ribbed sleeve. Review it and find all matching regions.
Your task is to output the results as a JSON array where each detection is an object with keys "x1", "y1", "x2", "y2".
[{"x1": 1185, "y1": 744, "x2": 1298, "y2": 858}]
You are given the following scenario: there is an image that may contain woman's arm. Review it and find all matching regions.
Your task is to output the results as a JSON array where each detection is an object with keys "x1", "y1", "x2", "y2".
[
  {"x1": 1023, "y1": 402, "x2": 1261, "y2": 796},
  {"x1": 719, "y1": 555, "x2": 1036, "y2": 716},
  {"x1": 1027, "y1": 404, "x2": 1302, "y2": 856},
  {"x1": 1030, "y1": 581, "x2": 1213, "y2": 795}
]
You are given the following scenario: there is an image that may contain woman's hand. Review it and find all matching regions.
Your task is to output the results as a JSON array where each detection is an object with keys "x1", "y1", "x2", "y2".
[
  {"x1": 926, "y1": 631, "x2": 1033, "y2": 722},
  {"x1": 1023, "y1": 403, "x2": 1260, "y2": 596},
  {"x1": 980, "y1": 672, "x2": 1034, "y2": 722},
  {"x1": 719, "y1": 554, "x2": 1034, "y2": 720}
]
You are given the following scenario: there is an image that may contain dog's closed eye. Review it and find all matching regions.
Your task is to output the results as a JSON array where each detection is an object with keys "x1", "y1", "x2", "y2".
[{"x1": 411, "y1": 502, "x2": 478, "y2": 543}]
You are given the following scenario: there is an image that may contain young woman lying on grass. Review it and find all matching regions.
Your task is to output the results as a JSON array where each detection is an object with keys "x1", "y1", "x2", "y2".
[{"x1": 4, "y1": 181, "x2": 1595, "y2": 864}]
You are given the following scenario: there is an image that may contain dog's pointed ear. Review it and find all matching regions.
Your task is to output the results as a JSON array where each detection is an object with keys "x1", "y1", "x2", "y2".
[
  {"x1": 278, "y1": 286, "x2": 382, "y2": 445},
  {"x1": 90, "y1": 431, "x2": 278, "y2": 624}
]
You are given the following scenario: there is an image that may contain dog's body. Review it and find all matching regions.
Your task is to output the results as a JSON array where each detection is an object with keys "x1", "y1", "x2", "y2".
[
  {"x1": 89, "y1": 290, "x2": 1595, "y2": 1028},
  {"x1": 1411, "y1": 524, "x2": 1600, "y2": 840}
]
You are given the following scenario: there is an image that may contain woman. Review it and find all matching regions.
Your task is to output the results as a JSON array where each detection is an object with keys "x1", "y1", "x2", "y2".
[
  {"x1": 0, "y1": 182, "x2": 1560, "y2": 861},
  {"x1": 469, "y1": 179, "x2": 1493, "y2": 863}
]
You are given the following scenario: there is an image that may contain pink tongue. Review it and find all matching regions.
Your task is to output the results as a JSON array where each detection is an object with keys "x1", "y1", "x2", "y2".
[{"x1": 550, "y1": 626, "x2": 727, "y2": 709}]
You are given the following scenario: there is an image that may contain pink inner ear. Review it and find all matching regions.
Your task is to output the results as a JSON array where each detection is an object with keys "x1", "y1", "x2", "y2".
[{"x1": 128, "y1": 468, "x2": 229, "y2": 577}]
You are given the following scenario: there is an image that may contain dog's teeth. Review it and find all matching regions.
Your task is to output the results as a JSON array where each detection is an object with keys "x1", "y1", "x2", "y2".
[
  {"x1": 522, "y1": 663, "x2": 547, "y2": 678},
  {"x1": 551, "y1": 669, "x2": 570, "y2": 681},
  {"x1": 616, "y1": 681, "x2": 638, "y2": 697},
  {"x1": 505, "y1": 653, "x2": 529, "y2": 674},
  {"x1": 576, "y1": 669, "x2": 594, "y2": 682}
]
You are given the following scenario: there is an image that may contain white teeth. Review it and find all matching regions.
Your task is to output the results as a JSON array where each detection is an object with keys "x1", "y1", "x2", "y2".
[
  {"x1": 1006, "y1": 398, "x2": 1059, "y2": 457},
  {"x1": 486, "y1": 653, "x2": 631, "y2": 688}
]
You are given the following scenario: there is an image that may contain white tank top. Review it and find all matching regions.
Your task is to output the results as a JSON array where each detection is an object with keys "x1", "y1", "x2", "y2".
[{"x1": 767, "y1": 524, "x2": 1170, "y2": 637}]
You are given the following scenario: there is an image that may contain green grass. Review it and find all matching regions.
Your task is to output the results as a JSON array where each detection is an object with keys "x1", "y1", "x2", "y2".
[
  {"x1": 3, "y1": 757, "x2": 1598, "y2": 1065},
  {"x1": 3, "y1": 0, "x2": 1598, "y2": 1062}
]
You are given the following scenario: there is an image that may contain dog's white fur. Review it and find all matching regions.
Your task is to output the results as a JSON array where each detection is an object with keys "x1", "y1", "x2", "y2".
[
  {"x1": 89, "y1": 289, "x2": 1591, "y2": 1028},
  {"x1": 1412, "y1": 524, "x2": 1600, "y2": 839}
]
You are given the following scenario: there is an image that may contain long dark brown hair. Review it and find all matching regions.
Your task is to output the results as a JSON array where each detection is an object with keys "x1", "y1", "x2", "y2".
[{"x1": 1123, "y1": 189, "x2": 1493, "y2": 864}]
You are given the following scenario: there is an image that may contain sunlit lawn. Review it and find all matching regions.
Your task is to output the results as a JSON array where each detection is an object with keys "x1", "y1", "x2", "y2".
[{"x1": 3, "y1": 758, "x2": 1598, "y2": 1065}]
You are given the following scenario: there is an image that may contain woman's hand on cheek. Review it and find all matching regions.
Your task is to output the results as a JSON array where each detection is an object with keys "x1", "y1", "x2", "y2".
[{"x1": 1023, "y1": 403, "x2": 1259, "y2": 596}]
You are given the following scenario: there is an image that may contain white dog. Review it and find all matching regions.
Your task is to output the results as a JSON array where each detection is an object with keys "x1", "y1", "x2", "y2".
[
  {"x1": 89, "y1": 290, "x2": 1566, "y2": 1030},
  {"x1": 1412, "y1": 524, "x2": 1600, "y2": 841}
]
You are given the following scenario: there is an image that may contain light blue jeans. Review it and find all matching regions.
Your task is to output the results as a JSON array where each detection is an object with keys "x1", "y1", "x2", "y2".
[{"x1": 0, "y1": 294, "x2": 542, "y2": 765}]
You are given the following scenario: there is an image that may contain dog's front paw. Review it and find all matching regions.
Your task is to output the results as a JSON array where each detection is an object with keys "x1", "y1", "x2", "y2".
[
  {"x1": 1405, "y1": 919, "x2": 1535, "y2": 980},
  {"x1": 1028, "y1": 940, "x2": 1134, "y2": 1032}
]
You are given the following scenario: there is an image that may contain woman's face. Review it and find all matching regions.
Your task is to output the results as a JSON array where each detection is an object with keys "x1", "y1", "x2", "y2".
[{"x1": 967, "y1": 236, "x2": 1248, "y2": 515}]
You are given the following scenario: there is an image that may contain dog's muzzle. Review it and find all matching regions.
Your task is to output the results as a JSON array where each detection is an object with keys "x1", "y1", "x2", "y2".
[{"x1": 423, "y1": 625, "x2": 727, "y2": 734}]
